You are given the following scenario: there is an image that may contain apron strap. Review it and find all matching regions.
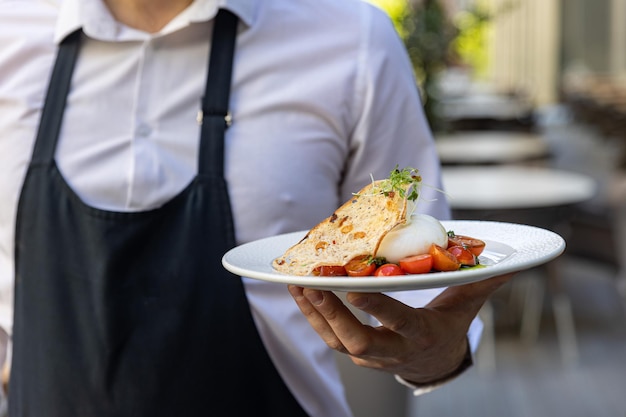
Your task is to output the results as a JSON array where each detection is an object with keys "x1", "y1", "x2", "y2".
[
  {"x1": 198, "y1": 9, "x2": 238, "y2": 177},
  {"x1": 30, "y1": 30, "x2": 82, "y2": 166}
]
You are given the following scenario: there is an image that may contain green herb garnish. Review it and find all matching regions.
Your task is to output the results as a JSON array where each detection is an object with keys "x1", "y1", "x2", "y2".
[
  {"x1": 367, "y1": 256, "x2": 387, "y2": 267},
  {"x1": 356, "y1": 166, "x2": 422, "y2": 202}
]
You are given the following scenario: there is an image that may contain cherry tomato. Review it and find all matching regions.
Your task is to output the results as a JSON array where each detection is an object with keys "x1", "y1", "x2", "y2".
[
  {"x1": 398, "y1": 254, "x2": 433, "y2": 274},
  {"x1": 313, "y1": 265, "x2": 347, "y2": 276},
  {"x1": 345, "y1": 255, "x2": 377, "y2": 277},
  {"x1": 447, "y1": 245, "x2": 478, "y2": 266},
  {"x1": 429, "y1": 244, "x2": 461, "y2": 272},
  {"x1": 447, "y1": 234, "x2": 486, "y2": 257},
  {"x1": 374, "y1": 263, "x2": 405, "y2": 276}
]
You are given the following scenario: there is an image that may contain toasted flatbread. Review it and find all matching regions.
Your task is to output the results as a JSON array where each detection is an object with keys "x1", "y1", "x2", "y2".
[{"x1": 272, "y1": 180, "x2": 412, "y2": 276}]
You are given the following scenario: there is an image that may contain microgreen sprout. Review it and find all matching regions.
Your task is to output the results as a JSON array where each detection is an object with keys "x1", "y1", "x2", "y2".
[{"x1": 354, "y1": 166, "x2": 422, "y2": 202}]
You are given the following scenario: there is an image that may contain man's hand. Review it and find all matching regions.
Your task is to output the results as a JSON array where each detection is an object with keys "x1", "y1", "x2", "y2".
[{"x1": 288, "y1": 273, "x2": 513, "y2": 385}]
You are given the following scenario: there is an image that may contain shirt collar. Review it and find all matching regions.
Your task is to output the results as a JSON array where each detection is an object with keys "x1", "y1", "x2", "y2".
[{"x1": 54, "y1": 0, "x2": 255, "y2": 43}]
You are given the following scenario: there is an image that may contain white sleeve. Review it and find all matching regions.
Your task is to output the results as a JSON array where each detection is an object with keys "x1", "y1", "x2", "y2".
[{"x1": 341, "y1": 5, "x2": 450, "y2": 221}]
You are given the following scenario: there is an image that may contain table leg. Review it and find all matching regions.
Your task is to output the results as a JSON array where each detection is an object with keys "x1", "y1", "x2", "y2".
[
  {"x1": 477, "y1": 301, "x2": 497, "y2": 374},
  {"x1": 547, "y1": 260, "x2": 580, "y2": 366},
  {"x1": 520, "y1": 274, "x2": 545, "y2": 345}
]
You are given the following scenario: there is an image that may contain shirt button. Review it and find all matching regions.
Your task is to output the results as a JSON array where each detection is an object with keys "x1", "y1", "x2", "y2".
[{"x1": 136, "y1": 123, "x2": 152, "y2": 137}]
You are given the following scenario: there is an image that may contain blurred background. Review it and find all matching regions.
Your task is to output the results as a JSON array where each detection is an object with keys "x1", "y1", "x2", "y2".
[{"x1": 338, "y1": 1, "x2": 626, "y2": 416}]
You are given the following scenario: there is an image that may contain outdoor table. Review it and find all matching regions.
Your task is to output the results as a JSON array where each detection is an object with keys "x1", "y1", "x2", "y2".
[
  {"x1": 441, "y1": 165, "x2": 597, "y2": 368},
  {"x1": 435, "y1": 131, "x2": 550, "y2": 165}
]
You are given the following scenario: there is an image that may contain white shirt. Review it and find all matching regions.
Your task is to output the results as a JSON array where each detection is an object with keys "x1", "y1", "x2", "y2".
[{"x1": 0, "y1": 0, "x2": 481, "y2": 415}]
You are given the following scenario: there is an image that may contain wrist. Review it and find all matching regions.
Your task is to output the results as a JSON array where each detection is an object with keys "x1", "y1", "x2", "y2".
[{"x1": 398, "y1": 338, "x2": 473, "y2": 388}]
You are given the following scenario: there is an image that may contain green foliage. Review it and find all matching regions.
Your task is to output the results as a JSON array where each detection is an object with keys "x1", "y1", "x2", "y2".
[
  {"x1": 367, "y1": 0, "x2": 507, "y2": 130},
  {"x1": 400, "y1": 1, "x2": 459, "y2": 130},
  {"x1": 365, "y1": 0, "x2": 408, "y2": 30},
  {"x1": 366, "y1": 1, "x2": 458, "y2": 129},
  {"x1": 400, "y1": 1, "x2": 459, "y2": 85},
  {"x1": 453, "y1": 2, "x2": 492, "y2": 79}
]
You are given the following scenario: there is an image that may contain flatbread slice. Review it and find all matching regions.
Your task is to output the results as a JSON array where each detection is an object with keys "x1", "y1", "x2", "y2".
[{"x1": 273, "y1": 179, "x2": 413, "y2": 276}]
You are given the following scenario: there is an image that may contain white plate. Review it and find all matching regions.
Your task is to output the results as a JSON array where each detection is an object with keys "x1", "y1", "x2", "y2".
[{"x1": 222, "y1": 220, "x2": 565, "y2": 292}]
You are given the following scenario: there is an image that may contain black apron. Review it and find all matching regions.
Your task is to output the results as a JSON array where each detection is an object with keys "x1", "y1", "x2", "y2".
[{"x1": 11, "y1": 10, "x2": 308, "y2": 417}]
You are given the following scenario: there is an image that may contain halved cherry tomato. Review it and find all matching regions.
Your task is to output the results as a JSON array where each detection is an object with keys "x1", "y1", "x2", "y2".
[
  {"x1": 447, "y1": 245, "x2": 478, "y2": 266},
  {"x1": 374, "y1": 263, "x2": 405, "y2": 276},
  {"x1": 313, "y1": 265, "x2": 347, "y2": 276},
  {"x1": 345, "y1": 255, "x2": 377, "y2": 277},
  {"x1": 429, "y1": 244, "x2": 461, "y2": 272},
  {"x1": 447, "y1": 234, "x2": 486, "y2": 257},
  {"x1": 398, "y1": 254, "x2": 433, "y2": 274}
]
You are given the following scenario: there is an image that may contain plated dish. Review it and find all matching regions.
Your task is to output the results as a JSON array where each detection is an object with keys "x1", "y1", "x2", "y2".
[{"x1": 222, "y1": 220, "x2": 566, "y2": 292}]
